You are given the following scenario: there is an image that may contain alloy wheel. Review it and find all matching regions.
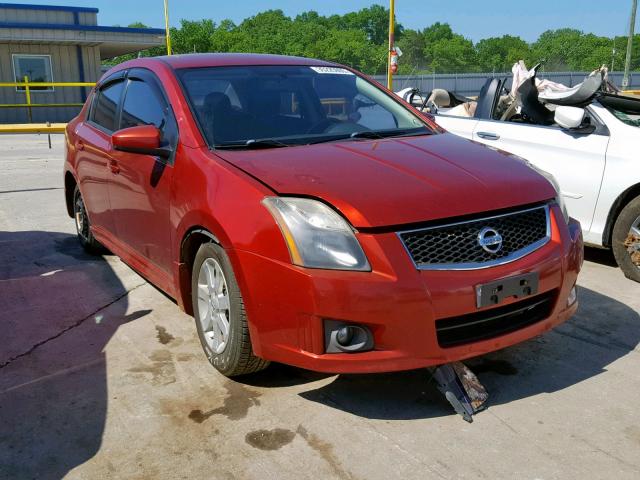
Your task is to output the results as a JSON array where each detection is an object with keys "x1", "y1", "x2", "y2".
[{"x1": 197, "y1": 258, "x2": 231, "y2": 354}]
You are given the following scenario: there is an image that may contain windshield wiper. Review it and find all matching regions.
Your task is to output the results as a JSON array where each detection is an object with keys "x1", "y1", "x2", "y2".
[
  {"x1": 294, "y1": 128, "x2": 433, "y2": 146},
  {"x1": 349, "y1": 128, "x2": 431, "y2": 140},
  {"x1": 349, "y1": 130, "x2": 385, "y2": 139},
  {"x1": 214, "y1": 138, "x2": 290, "y2": 150}
]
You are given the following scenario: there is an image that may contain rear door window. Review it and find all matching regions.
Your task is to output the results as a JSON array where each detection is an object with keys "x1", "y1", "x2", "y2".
[{"x1": 91, "y1": 81, "x2": 125, "y2": 132}]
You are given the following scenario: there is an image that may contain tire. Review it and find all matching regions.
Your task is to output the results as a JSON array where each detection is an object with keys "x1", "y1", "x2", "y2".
[
  {"x1": 191, "y1": 242, "x2": 269, "y2": 377},
  {"x1": 612, "y1": 195, "x2": 640, "y2": 283},
  {"x1": 73, "y1": 185, "x2": 104, "y2": 254}
]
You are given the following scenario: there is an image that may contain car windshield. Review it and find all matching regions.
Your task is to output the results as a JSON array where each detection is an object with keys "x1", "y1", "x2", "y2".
[
  {"x1": 177, "y1": 65, "x2": 432, "y2": 148},
  {"x1": 608, "y1": 108, "x2": 640, "y2": 128},
  {"x1": 600, "y1": 94, "x2": 640, "y2": 128}
]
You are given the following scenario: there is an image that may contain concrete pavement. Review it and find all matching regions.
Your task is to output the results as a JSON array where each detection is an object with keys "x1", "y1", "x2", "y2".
[{"x1": 1, "y1": 134, "x2": 639, "y2": 480}]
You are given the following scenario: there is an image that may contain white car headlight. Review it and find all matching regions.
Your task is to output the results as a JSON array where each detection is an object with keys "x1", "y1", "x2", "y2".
[
  {"x1": 555, "y1": 193, "x2": 570, "y2": 225},
  {"x1": 535, "y1": 168, "x2": 570, "y2": 224},
  {"x1": 263, "y1": 197, "x2": 370, "y2": 271},
  {"x1": 517, "y1": 160, "x2": 570, "y2": 225}
]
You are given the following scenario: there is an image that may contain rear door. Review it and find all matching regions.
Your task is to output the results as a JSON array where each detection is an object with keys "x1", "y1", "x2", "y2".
[
  {"x1": 107, "y1": 69, "x2": 178, "y2": 278},
  {"x1": 74, "y1": 74, "x2": 126, "y2": 236},
  {"x1": 471, "y1": 111, "x2": 609, "y2": 232}
]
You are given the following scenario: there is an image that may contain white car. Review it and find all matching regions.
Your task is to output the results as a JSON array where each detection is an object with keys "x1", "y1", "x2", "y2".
[{"x1": 432, "y1": 78, "x2": 640, "y2": 282}]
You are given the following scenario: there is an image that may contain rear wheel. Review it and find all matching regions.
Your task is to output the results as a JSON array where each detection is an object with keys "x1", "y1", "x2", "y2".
[
  {"x1": 191, "y1": 242, "x2": 269, "y2": 377},
  {"x1": 612, "y1": 196, "x2": 640, "y2": 283},
  {"x1": 73, "y1": 185, "x2": 104, "y2": 254}
]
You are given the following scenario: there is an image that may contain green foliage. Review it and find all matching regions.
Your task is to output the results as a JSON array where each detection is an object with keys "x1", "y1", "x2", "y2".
[
  {"x1": 171, "y1": 19, "x2": 216, "y2": 53},
  {"x1": 613, "y1": 34, "x2": 640, "y2": 71},
  {"x1": 476, "y1": 35, "x2": 532, "y2": 72},
  {"x1": 103, "y1": 12, "x2": 640, "y2": 75},
  {"x1": 427, "y1": 34, "x2": 478, "y2": 73},
  {"x1": 339, "y1": 5, "x2": 400, "y2": 45},
  {"x1": 530, "y1": 29, "x2": 614, "y2": 70},
  {"x1": 310, "y1": 30, "x2": 388, "y2": 72}
]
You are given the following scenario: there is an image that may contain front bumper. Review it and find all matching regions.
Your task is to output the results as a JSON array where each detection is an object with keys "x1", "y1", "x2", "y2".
[{"x1": 231, "y1": 206, "x2": 583, "y2": 374}]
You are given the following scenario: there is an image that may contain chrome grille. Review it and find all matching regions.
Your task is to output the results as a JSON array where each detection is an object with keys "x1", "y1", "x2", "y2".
[{"x1": 398, "y1": 205, "x2": 550, "y2": 270}]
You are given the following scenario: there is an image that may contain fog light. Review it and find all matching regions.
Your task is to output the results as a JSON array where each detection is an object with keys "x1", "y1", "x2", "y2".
[
  {"x1": 567, "y1": 285, "x2": 577, "y2": 306},
  {"x1": 324, "y1": 320, "x2": 374, "y2": 353},
  {"x1": 336, "y1": 326, "x2": 354, "y2": 346}
]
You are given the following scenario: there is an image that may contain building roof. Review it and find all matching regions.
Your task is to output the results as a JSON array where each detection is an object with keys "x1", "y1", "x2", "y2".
[
  {"x1": 0, "y1": 2, "x2": 98, "y2": 13},
  {"x1": 0, "y1": 2, "x2": 165, "y2": 58},
  {"x1": 0, "y1": 22, "x2": 165, "y2": 35}
]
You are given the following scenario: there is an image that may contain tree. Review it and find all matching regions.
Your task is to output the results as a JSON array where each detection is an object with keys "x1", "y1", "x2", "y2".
[
  {"x1": 422, "y1": 22, "x2": 454, "y2": 45},
  {"x1": 341, "y1": 5, "x2": 402, "y2": 45},
  {"x1": 612, "y1": 34, "x2": 640, "y2": 71},
  {"x1": 531, "y1": 29, "x2": 586, "y2": 70},
  {"x1": 476, "y1": 35, "x2": 531, "y2": 72},
  {"x1": 398, "y1": 22, "x2": 480, "y2": 74},
  {"x1": 420, "y1": 24, "x2": 478, "y2": 73},
  {"x1": 310, "y1": 29, "x2": 387, "y2": 73},
  {"x1": 171, "y1": 19, "x2": 216, "y2": 54},
  {"x1": 397, "y1": 29, "x2": 426, "y2": 73},
  {"x1": 100, "y1": 12, "x2": 640, "y2": 75}
]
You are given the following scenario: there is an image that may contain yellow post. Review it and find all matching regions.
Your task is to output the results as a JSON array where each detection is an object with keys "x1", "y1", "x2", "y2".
[
  {"x1": 387, "y1": 0, "x2": 395, "y2": 90},
  {"x1": 23, "y1": 75, "x2": 32, "y2": 123},
  {"x1": 164, "y1": 0, "x2": 172, "y2": 55}
]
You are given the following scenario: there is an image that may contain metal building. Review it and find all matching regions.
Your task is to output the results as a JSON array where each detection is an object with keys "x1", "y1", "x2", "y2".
[{"x1": 0, "y1": 2, "x2": 165, "y2": 123}]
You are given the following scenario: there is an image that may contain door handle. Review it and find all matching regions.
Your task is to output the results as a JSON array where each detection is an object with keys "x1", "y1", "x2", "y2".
[
  {"x1": 109, "y1": 159, "x2": 120, "y2": 174},
  {"x1": 477, "y1": 132, "x2": 500, "y2": 141},
  {"x1": 76, "y1": 141, "x2": 84, "y2": 151}
]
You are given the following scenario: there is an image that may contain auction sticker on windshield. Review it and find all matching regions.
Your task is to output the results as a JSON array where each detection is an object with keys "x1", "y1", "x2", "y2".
[{"x1": 310, "y1": 66, "x2": 354, "y2": 75}]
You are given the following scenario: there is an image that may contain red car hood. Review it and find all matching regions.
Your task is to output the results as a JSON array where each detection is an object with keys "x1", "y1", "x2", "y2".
[{"x1": 214, "y1": 133, "x2": 555, "y2": 228}]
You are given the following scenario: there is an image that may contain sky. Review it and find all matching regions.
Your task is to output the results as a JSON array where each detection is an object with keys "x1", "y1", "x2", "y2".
[{"x1": 5, "y1": 0, "x2": 639, "y2": 42}]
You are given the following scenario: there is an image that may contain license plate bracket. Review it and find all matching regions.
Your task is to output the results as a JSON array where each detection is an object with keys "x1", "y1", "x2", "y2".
[{"x1": 476, "y1": 272, "x2": 539, "y2": 308}]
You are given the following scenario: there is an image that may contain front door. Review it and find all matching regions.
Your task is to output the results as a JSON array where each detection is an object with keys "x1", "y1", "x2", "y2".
[
  {"x1": 434, "y1": 114, "x2": 478, "y2": 140},
  {"x1": 471, "y1": 111, "x2": 609, "y2": 232},
  {"x1": 107, "y1": 69, "x2": 178, "y2": 279}
]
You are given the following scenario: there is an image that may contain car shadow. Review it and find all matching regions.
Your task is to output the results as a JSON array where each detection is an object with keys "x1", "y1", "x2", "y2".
[
  {"x1": 0, "y1": 230, "x2": 149, "y2": 480},
  {"x1": 238, "y1": 362, "x2": 332, "y2": 388},
  {"x1": 584, "y1": 245, "x2": 618, "y2": 268},
  {"x1": 291, "y1": 286, "x2": 639, "y2": 420}
]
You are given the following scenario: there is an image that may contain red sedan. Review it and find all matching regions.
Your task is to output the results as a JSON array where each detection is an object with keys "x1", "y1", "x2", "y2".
[{"x1": 64, "y1": 54, "x2": 583, "y2": 377}]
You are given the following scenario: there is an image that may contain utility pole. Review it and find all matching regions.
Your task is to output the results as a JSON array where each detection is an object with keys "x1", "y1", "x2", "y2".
[
  {"x1": 164, "y1": 0, "x2": 172, "y2": 55},
  {"x1": 611, "y1": 38, "x2": 616, "y2": 72},
  {"x1": 387, "y1": 0, "x2": 395, "y2": 90},
  {"x1": 622, "y1": 0, "x2": 637, "y2": 89}
]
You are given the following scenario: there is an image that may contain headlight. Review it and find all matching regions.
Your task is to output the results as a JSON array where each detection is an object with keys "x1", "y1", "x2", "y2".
[{"x1": 262, "y1": 197, "x2": 370, "y2": 271}]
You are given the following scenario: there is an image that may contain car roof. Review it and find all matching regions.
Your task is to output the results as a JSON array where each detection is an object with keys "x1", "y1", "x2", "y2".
[{"x1": 155, "y1": 53, "x2": 336, "y2": 69}]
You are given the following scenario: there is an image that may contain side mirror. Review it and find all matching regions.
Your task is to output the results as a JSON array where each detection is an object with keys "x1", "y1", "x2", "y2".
[
  {"x1": 112, "y1": 125, "x2": 171, "y2": 158},
  {"x1": 554, "y1": 106, "x2": 586, "y2": 130}
]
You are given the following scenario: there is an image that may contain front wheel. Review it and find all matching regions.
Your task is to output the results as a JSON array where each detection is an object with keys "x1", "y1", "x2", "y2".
[
  {"x1": 191, "y1": 242, "x2": 269, "y2": 377},
  {"x1": 612, "y1": 195, "x2": 640, "y2": 283}
]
